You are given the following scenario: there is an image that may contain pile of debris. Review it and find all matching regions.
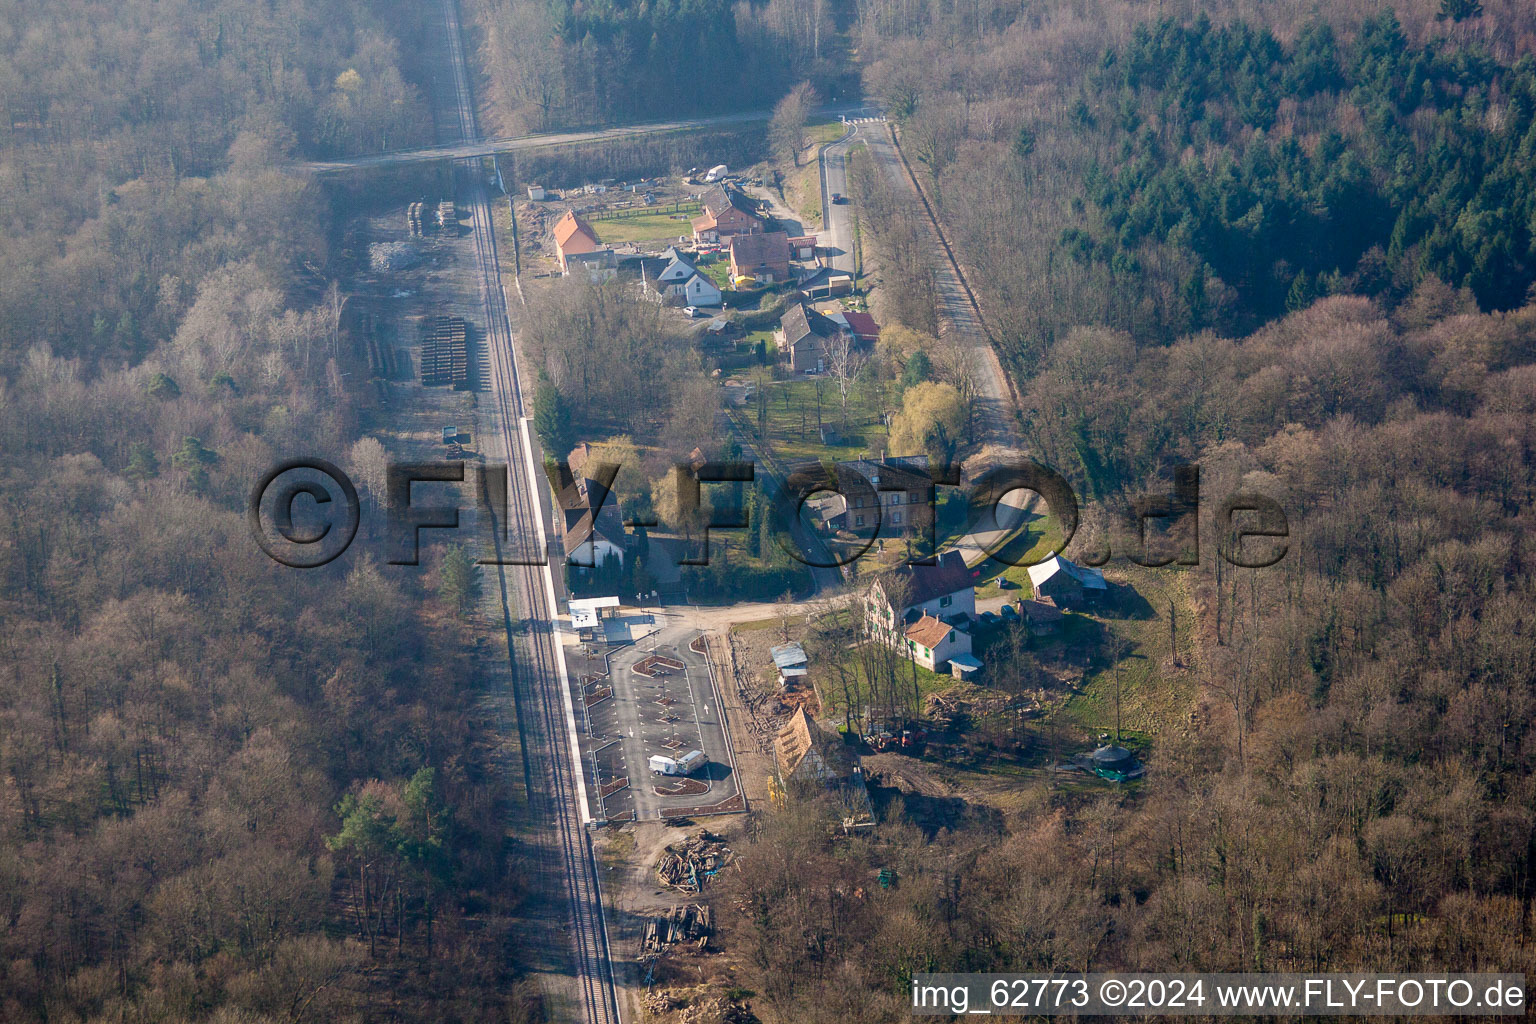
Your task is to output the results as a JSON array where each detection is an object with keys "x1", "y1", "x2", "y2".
[
  {"x1": 369, "y1": 240, "x2": 420, "y2": 273},
  {"x1": 924, "y1": 683, "x2": 1035, "y2": 725},
  {"x1": 656, "y1": 829, "x2": 733, "y2": 893},
  {"x1": 642, "y1": 903, "x2": 712, "y2": 956}
]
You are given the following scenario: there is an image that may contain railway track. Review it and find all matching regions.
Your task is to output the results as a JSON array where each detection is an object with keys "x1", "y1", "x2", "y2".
[{"x1": 435, "y1": 0, "x2": 620, "y2": 1020}]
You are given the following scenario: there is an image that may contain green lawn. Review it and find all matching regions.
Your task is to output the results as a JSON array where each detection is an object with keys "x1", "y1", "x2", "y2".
[
  {"x1": 589, "y1": 210, "x2": 696, "y2": 244},
  {"x1": 1049, "y1": 569, "x2": 1200, "y2": 743},
  {"x1": 971, "y1": 515, "x2": 1065, "y2": 596},
  {"x1": 747, "y1": 377, "x2": 889, "y2": 464},
  {"x1": 817, "y1": 645, "x2": 953, "y2": 722},
  {"x1": 805, "y1": 120, "x2": 848, "y2": 146},
  {"x1": 700, "y1": 255, "x2": 734, "y2": 289}
]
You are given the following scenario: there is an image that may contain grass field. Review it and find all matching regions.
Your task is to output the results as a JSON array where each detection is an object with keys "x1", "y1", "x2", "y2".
[
  {"x1": 782, "y1": 158, "x2": 823, "y2": 228},
  {"x1": 805, "y1": 120, "x2": 848, "y2": 146},
  {"x1": 589, "y1": 210, "x2": 696, "y2": 244},
  {"x1": 1050, "y1": 568, "x2": 1200, "y2": 744},
  {"x1": 971, "y1": 516, "x2": 1065, "y2": 596},
  {"x1": 746, "y1": 376, "x2": 890, "y2": 464}
]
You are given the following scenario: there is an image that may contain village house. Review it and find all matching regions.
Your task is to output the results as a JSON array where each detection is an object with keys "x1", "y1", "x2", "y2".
[
  {"x1": 866, "y1": 549, "x2": 975, "y2": 644},
  {"x1": 836, "y1": 456, "x2": 933, "y2": 537},
  {"x1": 555, "y1": 446, "x2": 627, "y2": 569},
  {"x1": 691, "y1": 184, "x2": 764, "y2": 242},
  {"x1": 553, "y1": 209, "x2": 601, "y2": 271},
  {"x1": 774, "y1": 302, "x2": 848, "y2": 372},
  {"x1": 772, "y1": 707, "x2": 875, "y2": 827},
  {"x1": 902, "y1": 612, "x2": 974, "y2": 673},
  {"x1": 563, "y1": 248, "x2": 617, "y2": 282},
  {"x1": 729, "y1": 230, "x2": 791, "y2": 284},
  {"x1": 1027, "y1": 555, "x2": 1108, "y2": 608},
  {"x1": 641, "y1": 247, "x2": 722, "y2": 306},
  {"x1": 839, "y1": 311, "x2": 881, "y2": 346}
]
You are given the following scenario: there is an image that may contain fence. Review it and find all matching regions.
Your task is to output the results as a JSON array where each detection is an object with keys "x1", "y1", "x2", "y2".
[{"x1": 588, "y1": 200, "x2": 700, "y2": 222}]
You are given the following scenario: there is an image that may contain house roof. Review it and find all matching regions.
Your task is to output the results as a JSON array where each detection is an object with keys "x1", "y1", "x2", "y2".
[
  {"x1": 780, "y1": 303, "x2": 843, "y2": 348},
  {"x1": 838, "y1": 455, "x2": 931, "y2": 492},
  {"x1": 565, "y1": 249, "x2": 616, "y2": 269},
  {"x1": 553, "y1": 209, "x2": 599, "y2": 249},
  {"x1": 948, "y1": 653, "x2": 983, "y2": 670},
  {"x1": 729, "y1": 230, "x2": 790, "y2": 268},
  {"x1": 774, "y1": 707, "x2": 853, "y2": 782},
  {"x1": 904, "y1": 613, "x2": 953, "y2": 649},
  {"x1": 842, "y1": 311, "x2": 880, "y2": 339},
  {"x1": 1027, "y1": 555, "x2": 1108, "y2": 590},
  {"x1": 700, "y1": 184, "x2": 760, "y2": 220},
  {"x1": 876, "y1": 549, "x2": 972, "y2": 610},
  {"x1": 1019, "y1": 598, "x2": 1065, "y2": 624},
  {"x1": 556, "y1": 475, "x2": 626, "y2": 553}
]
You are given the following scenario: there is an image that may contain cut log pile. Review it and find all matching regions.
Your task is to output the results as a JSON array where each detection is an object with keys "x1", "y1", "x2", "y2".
[
  {"x1": 656, "y1": 829, "x2": 733, "y2": 893},
  {"x1": 641, "y1": 903, "x2": 712, "y2": 956}
]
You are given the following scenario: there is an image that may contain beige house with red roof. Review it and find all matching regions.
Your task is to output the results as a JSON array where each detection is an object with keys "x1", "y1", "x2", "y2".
[
  {"x1": 902, "y1": 613, "x2": 973, "y2": 672},
  {"x1": 553, "y1": 210, "x2": 601, "y2": 271}
]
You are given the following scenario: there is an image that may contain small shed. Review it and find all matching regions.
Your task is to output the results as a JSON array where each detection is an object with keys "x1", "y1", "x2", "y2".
[
  {"x1": 1018, "y1": 598, "x2": 1065, "y2": 635},
  {"x1": 770, "y1": 642, "x2": 809, "y2": 689},
  {"x1": 527, "y1": 184, "x2": 546, "y2": 201},
  {"x1": 948, "y1": 653, "x2": 983, "y2": 680}
]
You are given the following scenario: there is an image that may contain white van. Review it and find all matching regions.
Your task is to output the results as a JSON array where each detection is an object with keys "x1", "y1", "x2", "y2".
[{"x1": 650, "y1": 750, "x2": 707, "y2": 776}]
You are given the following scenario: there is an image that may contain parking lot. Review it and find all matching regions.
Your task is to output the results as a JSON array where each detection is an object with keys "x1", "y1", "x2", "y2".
[{"x1": 570, "y1": 618, "x2": 742, "y2": 821}]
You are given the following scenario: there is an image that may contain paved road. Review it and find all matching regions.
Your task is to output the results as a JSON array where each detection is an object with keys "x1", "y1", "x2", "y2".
[
  {"x1": 818, "y1": 120, "x2": 868, "y2": 274},
  {"x1": 304, "y1": 103, "x2": 881, "y2": 174},
  {"x1": 860, "y1": 125, "x2": 1024, "y2": 452},
  {"x1": 432, "y1": 1, "x2": 619, "y2": 1022}
]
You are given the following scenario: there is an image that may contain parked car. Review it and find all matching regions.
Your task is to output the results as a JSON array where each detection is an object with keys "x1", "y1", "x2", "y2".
[{"x1": 684, "y1": 306, "x2": 704, "y2": 318}]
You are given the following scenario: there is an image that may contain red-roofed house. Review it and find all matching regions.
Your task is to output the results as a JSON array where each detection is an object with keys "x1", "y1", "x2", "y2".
[
  {"x1": 553, "y1": 210, "x2": 601, "y2": 271},
  {"x1": 729, "y1": 230, "x2": 791, "y2": 284},
  {"x1": 902, "y1": 613, "x2": 973, "y2": 672},
  {"x1": 842, "y1": 311, "x2": 880, "y2": 345}
]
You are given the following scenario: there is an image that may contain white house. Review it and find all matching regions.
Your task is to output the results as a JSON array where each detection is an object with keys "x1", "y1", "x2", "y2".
[
  {"x1": 643, "y1": 248, "x2": 723, "y2": 306},
  {"x1": 557, "y1": 461, "x2": 627, "y2": 569},
  {"x1": 866, "y1": 549, "x2": 976, "y2": 644},
  {"x1": 902, "y1": 613, "x2": 974, "y2": 673}
]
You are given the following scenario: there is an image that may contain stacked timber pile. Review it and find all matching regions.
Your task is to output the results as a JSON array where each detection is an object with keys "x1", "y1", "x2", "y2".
[
  {"x1": 641, "y1": 903, "x2": 712, "y2": 956},
  {"x1": 436, "y1": 200, "x2": 456, "y2": 228},
  {"x1": 656, "y1": 830, "x2": 733, "y2": 893},
  {"x1": 406, "y1": 201, "x2": 425, "y2": 236},
  {"x1": 419, "y1": 315, "x2": 469, "y2": 389}
]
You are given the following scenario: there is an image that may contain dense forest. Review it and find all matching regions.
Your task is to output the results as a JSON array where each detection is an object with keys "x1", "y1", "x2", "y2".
[
  {"x1": 726, "y1": 293, "x2": 1536, "y2": 1023},
  {"x1": 0, "y1": 0, "x2": 534, "y2": 1020},
  {"x1": 864, "y1": 0, "x2": 1536, "y2": 371},
  {"x1": 471, "y1": 0, "x2": 855, "y2": 131}
]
